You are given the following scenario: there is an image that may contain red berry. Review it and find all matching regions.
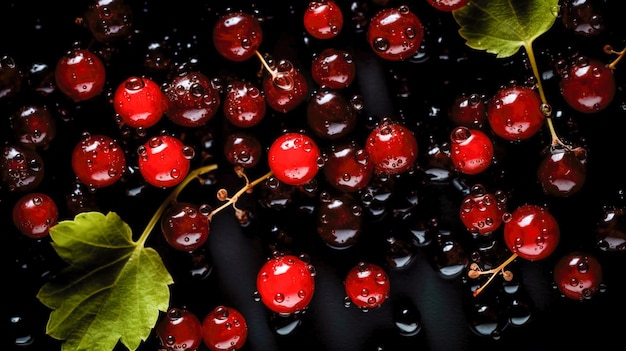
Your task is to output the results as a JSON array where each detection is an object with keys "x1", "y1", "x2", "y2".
[
  {"x1": 12, "y1": 192, "x2": 58, "y2": 239},
  {"x1": 72, "y1": 133, "x2": 126, "y2": 188},
  {"x1": 213, "y1": 11, "x2": 263, "y2": 62},
  {"x1": 322, "y1": 141, "x2": 373, "y2": 193},
  {"x1": 487, "y1": 85, "x2": 545, "y2": 141},
  {"x1": 559, "y1": 56, "x2": 615, "y2": 113},
  {"x1": 367, "y1": 5, "x2": 424, "y2": 61},
  {"x1": 156, "y1": 307, "x2": 203, "y2": 351},
  {"x1": 164, "y1": 71, "x2": 221, "y2": 127},
  {"x1": 561, "y1": 0, "x2": 605, "y2": 36},
  {"x1": 267, "y1": 132, "x2": 321, "y2": 186},
  {"x1": 311, "y1": 48, "x2": 356, "y2": 89},
  {"x1": 113, "y1": 76, "x2": 167, "y2": 129},
  {"x1": 344, "y1": 262, "x2": 390, "y2": 310},
  {"x1": 459, "y1": 184, "x2": 507, "y2": 236},
  {"x1": 0, "y1": 143, "x2": 45, "y2": 192},
  {"x1": 303, "y1": 0, "x2": 344, "y2": 40},
  {"x1": 503, "y1": 204, "x2": 560, "y2": 261},
  {"x1": 448, "y1": 93, "x2": 487, "y2": 129},
  {"x1": 365, "y1": 119, "x2": 418, "y2": 175},
  {"x1": 553, "y1": 251, "x2": 603, "y2": 300},
  {"x1": 54, "y1": 48, "x2": 106, "y2": 102},
  {"x1": 160, "y1": 201, "x2": 210, "y2": 252},
  {"x1": 426, "y1": 0, "x2": 469, "y2": 12},
  {"x1": 222, "y1": 80, "x2": 266, "y2": 128},
  {"x1": 317, "y1": 192, "x2": 363, "y2": 249},
  {"x1": 262, "y1": 59, "x2": 309, "y2": 113},
  {"x1": 255, "y1": 254, "x2": 316, "y2": 314},
  {"x1": 137, "y1": 135, "x2": 193, "y2": 188},
  {"x1": 307, "y1": 89, "x2": 357, "y2": 140},
  {"x1": 223, "y1": 132, "x2": 263, "y2": 169},
  {"x1": 83, "y1": 0, "x2": 134, "y2": 43},
  {"x1": 202, "y1": 305, "x2": 248, "y2": 351},
  {"x1": 10, "y1": 104, "x2": 57, "y2": 149},
  {"x1": 449, "y1": 126, "x2": 494, "y2": 175},
  {"x1": 0, "y1": 55, "x2": 23, "y2": 100},
  {"x1": 537, "y1": 144, "x2": 587, "y2": 197}
]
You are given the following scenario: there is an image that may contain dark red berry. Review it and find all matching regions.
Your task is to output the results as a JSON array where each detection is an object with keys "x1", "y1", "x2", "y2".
[
  {"x1": 0, "y1": 143, "x2": 45, "y2": 192},
  {"x1": 306, "y1": 89, "x2": 357, "y2": 140},
  {"x1": 160, "y1": 201, "x2": 210, "y2": 252},
  {"x1": 323, "y1": 141, "x2": 373, "y2": 193},
  {"x1": 213, "y1": 11, "x2": 263, "y2": 62},
  {"x1": 10, "y1": 104, "x2": 57, "y2": 149},
  {"x1": 267, "y1": 132, "x2": 321, "y2": 186},
  {"x1": 12, "y1": 192, "x2": 58, "y2": 239},
  {"x1": 0, "y1": 55, "x2": 23, "y2": 100},
  {"x1": 303, "y1": 0, "x2": 344, "y2": 40},
  {"x1": 448, "y1": 93, "x2": 487, "y2": 129},
  {"x1": 459, "y1": 184, "x2": 507, "y2": 236},
  {"x1": 255, "y1": 254, "x2": 316, "y2": 314},
  {"x1": 83, "y1": 0, "x2": 134, "y2": 43},
  {"x1": 487, "y1": 85, "x2": 545, "y2": 141},
  {"x1": 113, "y1": 76, "x2": 167, "y2": 129},
  {"x1": 202, "y1": 305, "x2": 248, "y2": 351},
  {"x1": 560, "y1": 0, "x2": 605, "y2": 36},
  {"x1": 222, "y1": 80, "x2": 266, "y2": 128},
  {"x1": 223, "y1": 132, "x2": 262, "y2": 169},
  {"x1": 537, "y1": 144, "x2": 587, "y2": 197},
  {"x1": 164, "y1": 71, "x2": 221, "y2": 127},
  {"x1": 367, "y1": 5, "x2": 424, "y2": 61},
  {"x1": 156, "y1": 307, "x2": 203, "y2": 351},
  {"x1": 503, "y1": 204, "x2": 560, "y2": 261},
  {"x1": 344, "y1": 262, "x2": 390, "y2": 310},
  {"x1": 426, "y1": 0, "x2": 469, "y2": 12},
  {"x1": 311, "y1": 48, "x2": 355, "y2": 89},
  {"x1": 317, "y1": 192, "x2": 363, "y2": 249},
  {"x1": 72, "y1": 133, "x2": 126, "y2": 189},
  {"x1": 137, "y1": 135, "x2": 193, "y2": 188},
  {"x1": 559, "y1": 56, "x2": 615, "y2": 114},
  {"x1": 365, "y1": 119, "x2": 418, "y2": 175},
  {"x1": 449, "y1": 126, "x2": 494, "y2": 175},
  {"x1": 553, "y1": 251, "x2": 603, "y2": 300},
  {"x1": 262, "y1": 59, "x2": 309, "y2": 113},
  {"x1": 55, "y1": 48, "x2": 106, "y2": 102}
]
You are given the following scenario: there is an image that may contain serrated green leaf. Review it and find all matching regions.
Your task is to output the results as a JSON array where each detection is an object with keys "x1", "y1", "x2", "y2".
[
  {"x1": 452, "y1": 0, "x2": 560, "y2": 58},
  {"x1": 37, "y1": 211, "x2": 173, "y2": 351}
]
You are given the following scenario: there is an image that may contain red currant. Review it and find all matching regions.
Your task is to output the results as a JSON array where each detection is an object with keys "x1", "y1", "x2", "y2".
[
  {"x1": 553, "y1": 251, "x2": 603, "y2": 300},
  {"x1": 426, "y1": 0, "x2": 469, "y2": 12},
  {"x1": 595, "y1": 206, "x2": 626, "y2": 252},
  {"x1": 537, "y1": 144, "x2": 587, "y2": 197},
  {"x1": 12, "y1": 192, "x2": 58, "y2": 239},
  {"x1": 83, "y1": 0, "x2": 134, "y2": 43},
  {"x1": 267, "y1": 132, "x2": 321, "y2": 186},
  {"x1": 137, "y1": 135, "x2": 193, "y2": 188},
  {"x1": 303, "y1": 0, "x2": 344, "y2": 40},
  {"x1": 202, "y1": 305, "x2": 248, "y2": 351},
  {"x1": 561, "y1": 0, "x2": 605, "y2": 36},
  {"x1": 367, "y1": 5, "x2": 424, "y2": 61},
  {"x1": 160, "y1": 201, "x2": 210, "y2": 252},
  {"x1": 323, "y1": 141, "x2": 373, "y2": 193},
  {"x1": 54, "y1": 48, "x2": 106, "y2": 102},
  {"x1": 164, "y1": 71, "x2": 221, "y2": 127},
  {"x1": 255, "y1": 254, "x2": 316, "y2": 314},
  {"x1": 223, "y1": 132, "x2": 262, "y2": 169},
  {"x1": 459, "y1": 184, "x2": 507, "y2": 236},
  {"x1": 449, "y1": 126, "x2": 494, "y2": 175},
  {"x1": 113, "y1": 76, "x2": 167, "y2": 129},
  {"x1": 448, "y1": 93, "x2": 487, "y2": 129},
  {"x1": 10, "y1": 104, "x2": 57, "y2": 149},
  {"x1": 262, "y1": 59, "x2": 309, "y2": 113},
  {"x1": 317, "y1": 192, "x2": 363, "y2": 249},
  {"x1": 155, "y1": 307, "x2": 203, "y2": 351},
  {"x1": 503, "y1": 204, "x2": 560, "y2": 261},
  {"x1": 213, "y1": 11, "x2": 263, "y2": 62},
  {"x1": 487, "y1": 85, "x2": 545, "y2": 141},
  {"x1": 559, "y1": 56, "x2": 615, "y2": 113},
  {"x1": 365, "y1": 119, "x2": 418, "y2": 175},
  {"x1": 311, "y1": 48, "x2": 356, "y2": 89},
  {"x1": 72, "y1": 133, "x2": 126, "y2": 189},
  {"x1": 0, "y1": 143, "x2": 45, "y2": 192},
  {"x1": 307, "y1": 89, "x2": 357, "y2": 140},
  {"x1": 222, "y1": 80, "x2": 266, "y2": 128},
  {"x1": 344, "y1": 262, "x2": 390, "y2": 310}
]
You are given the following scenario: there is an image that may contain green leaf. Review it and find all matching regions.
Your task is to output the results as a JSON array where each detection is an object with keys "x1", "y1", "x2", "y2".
[
  {"x1": 37, "y1": 211, "x2": 173, "y2": 351},
  {"x1": 452, "y1": 0, "x2": 560, "y2": 58}
]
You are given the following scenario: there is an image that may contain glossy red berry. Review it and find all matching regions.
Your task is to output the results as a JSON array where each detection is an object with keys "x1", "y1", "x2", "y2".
[
  {"x1": 303, "y1": 0, "x2": 344, "y2": 40},
  {"x1": 323, "y1": 141, "x2": 373, "y2": 193},
  {"x1": 164, "y1": 71, "x2": 221, "y2": 127},
  {"x1": 160, "y1": 201, "x2": 210, "y2": 252},
  {"x1": 317, "y1": 192, "x2": 363, "y2": 249},
  {"x1": 503, "y1": 204, "x2": 560, "y2": 261},
  {"x1": 553, "y1": 251, "x2": 603, "y2": 300},
  {"x1": 307, "y1": 89, "x2": 357, "y2": 140},
  {"x1": 72, "y1": 133, "x2": 126, "y2": 188},
  {"x1": 12, "y1": 192, "x2": 58, "y2": 239},
  {"x1": 267, "y1": 132, "x2": 321, "y2": 186},
  {"x1": 0, "y1": 143, "x2": 45, "y2": 192},
  {"x1": 365, "y1": 119, "x2": 418, "y2": 175},
  {"x1": 223, "y1": 132, "x2": 263, "y2": 169},
  {"x1": 448, "y1": 93, "x2": 487, "y2": 129},
  {"x1": 137, "y1": 135, "x2": 193, "y2": 188},
  {"x1": 262, "y1": 59, "x2": 309, "y2": 113},
  {"x1": 559, "y1": 56, "x2": 615, "y2": 113},
  {"x1": 222, "y1": 80, "x2": 266, "y2": 128},
  {"x1": 55, "y1": 48, "x2": 106, "y2": 102},
  {"x1": 344, "y1": 262, "x2": 390, "y2": 310},
  {"x1": 311, "y1": 48, "x2": 355, "y2": 90},
  {"x1": 459, "y1": 184, "x2": 507, "y2": 236},
  {"x1": 10, "y1": 104, "x2": 57, "y2": 149},
  {"x1": 426, "y1": 0, "x2": 469, "y2": 12},
  {"x1": 449, "y1": 126, "x2": 494, "y2": 175},
  {"x1": 156, "y1": 307, "x2": 203, "y2": 351},
  {"x1": 213, "y1": 11, "x2": 263, "y2": 62},
  {"x1": 561, "y1": 0, "x2": 605, "y2": 36},
  {"x1": 487, "y1": 85, "x2": 545, "y2": 141},
  {"x1": 113, "y1": 76, "x2": 167, "y2": 129},
  {"x1": 367, "y1": 5, "x2": 424, "y2": 61},
  {"x1": 255, "y1": 254, "x2": 316, "y2": 314},
  {"x1": 537, "y1": 144, "x2": 587, "y2": 197},
  {"x1": 83, "y1": 0, "x2": 134, "y2": 43},
  {"x1": 202, "y1": 305, "x2": 248, "y2": 351}
]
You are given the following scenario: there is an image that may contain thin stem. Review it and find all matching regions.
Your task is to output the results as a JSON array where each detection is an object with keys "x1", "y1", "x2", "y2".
[
  {"x1": 137, "y1": 164, "x2": 218, "y2": 246},
  {"x1": 472, "y1": 253, "x2": 518, "y2": 297},
  {"x1": 255, "y1": 50, "x2": 277, "y2": 80},
  {"x1": 607, "y1": 46, "x2": 626, "y2": 70},
  {"x1": 207, "y1": 170, "x2": 273, "y2": 220}
]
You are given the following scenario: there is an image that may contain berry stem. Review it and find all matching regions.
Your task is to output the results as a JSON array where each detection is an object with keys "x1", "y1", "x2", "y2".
[
  {"x1": 605, "y1": 45, "x2": 626, "y2": 70},
  {"x1": 470, "y1": 253, "x2": 518, "y2": 297},
  {"x1": 137, "y1": 163, "x2": 218, "y2": 246},
  {"x1": 254, "y1": 50, "x2": 294, "y2": 90},
  {"x1": 207, "y1": 170, "x2": 273, "y2": 220}
]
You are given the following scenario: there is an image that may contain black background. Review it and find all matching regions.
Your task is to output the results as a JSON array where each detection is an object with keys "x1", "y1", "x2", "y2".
[{"x1": 3, "y1": 1, "x2": 626, "y2": 351}]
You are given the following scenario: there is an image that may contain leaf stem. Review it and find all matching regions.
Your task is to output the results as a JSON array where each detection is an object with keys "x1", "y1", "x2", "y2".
[{"x1": 137, "y1": 164, "x2": 218, "y2": 247}]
